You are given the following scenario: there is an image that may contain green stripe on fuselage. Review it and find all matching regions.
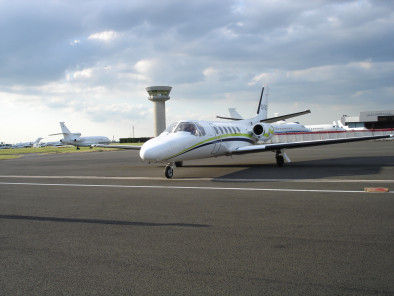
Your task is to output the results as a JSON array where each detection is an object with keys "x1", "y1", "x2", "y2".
[{"x1": 166, "y1": 133, "x2": 253, "y2": 161}]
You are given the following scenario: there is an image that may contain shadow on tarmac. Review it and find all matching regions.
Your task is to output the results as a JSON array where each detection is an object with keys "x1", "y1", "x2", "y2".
[
  {"x1": 185, "y1": 156, "x2": 394, "y2": 180},
  {"x1": 0, "y1": 215, "x2": 210, "y2": 228}
]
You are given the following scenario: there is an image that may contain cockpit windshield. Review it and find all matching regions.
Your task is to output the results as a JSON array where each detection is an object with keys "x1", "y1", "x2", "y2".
[
  {"x1": 161, "y1": 121, "x2": 206, "y2": 136},
  {"x1": 162, "y1": 122, "x2": 177, "y2": 134},
  {"x1": 175, "y1": 122, "x2": 198, "y2": 135}
]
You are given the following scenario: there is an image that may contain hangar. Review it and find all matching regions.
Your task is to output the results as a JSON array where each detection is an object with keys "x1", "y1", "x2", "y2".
[{"x1": 340, "y1": 110, "x2": 394, "y2": 129}]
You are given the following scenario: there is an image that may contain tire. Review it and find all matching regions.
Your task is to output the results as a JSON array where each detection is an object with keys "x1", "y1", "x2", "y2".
[
  {"x1": 165, "y1": 165, "x2": 174, "y2": 178},
  {"x1": 276, "y1": 155, "x2": 284, "y2": 167}
]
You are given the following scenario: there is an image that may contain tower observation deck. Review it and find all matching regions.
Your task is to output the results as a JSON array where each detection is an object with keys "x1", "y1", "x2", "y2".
[{"x1": 146, "y1": 86, "x2": 172, "y2": 136}]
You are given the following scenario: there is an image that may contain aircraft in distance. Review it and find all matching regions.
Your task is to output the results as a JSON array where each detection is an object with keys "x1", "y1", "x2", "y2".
[
  {"x1": 13, "y1": 137, "x2": 43, "y2": 148},
  {"x1": 337, "y1": 120, "x2": 368, "y2": 131},
  {"x1": 50, "y1": 122, "x2": 111, "y2": 149},
  {"x1": 40, "y1": 140, "x2": 64, "y2": 147},
  {"x1": 305, "y1": 122, "x2": 345, "y2": 132},
  {"x1": 97, "y1": 86, "x2": 392, "y2": 178}
]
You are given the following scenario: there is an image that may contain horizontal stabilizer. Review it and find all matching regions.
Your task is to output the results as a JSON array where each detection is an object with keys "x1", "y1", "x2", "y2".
[
  {"x1": 260, "y1": 109, "x2": 311, "y2": 123},
  {"x1": 216, "y1": 115, "x2": 242, "y2": 121}
]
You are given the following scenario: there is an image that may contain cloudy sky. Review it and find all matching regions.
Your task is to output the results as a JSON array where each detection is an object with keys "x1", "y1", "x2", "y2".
[{"x1": 1, "y1": 0, "x2": 393, "y2": 143}]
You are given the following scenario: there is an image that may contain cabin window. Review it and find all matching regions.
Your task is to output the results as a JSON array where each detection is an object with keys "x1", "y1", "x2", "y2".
[
  {"x1": 223, "y1": 127, "x2": 229, "y2": 134},
  {"x1": 231, "y1": 127, "x2": 236, "y2": 133},
  {"x1": 236, "y1": 127, "x2": 241, "y2": 133},
  {"x1": 213, "y1": 126, "x2": 219, "y2": 134},
  {"x1": 218, "y1": 127, "x2": 224, "y2": 134}
]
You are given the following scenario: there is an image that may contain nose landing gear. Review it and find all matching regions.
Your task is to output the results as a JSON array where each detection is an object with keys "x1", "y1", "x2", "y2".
[
  {"x1": 164, "y1": 161, "x2": 184, "y2": 178},
  {"x1": 164, "y1": 164, "x2": 174, "y2": 179}
]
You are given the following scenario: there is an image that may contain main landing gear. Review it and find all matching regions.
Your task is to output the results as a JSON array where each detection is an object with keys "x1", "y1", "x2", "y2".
[
  {"x1": 275, "y1": 152, "x2": 284, "y2": 167},
  {"x1": 275, "y1": 149, "x2": 291, "y2": 167}
]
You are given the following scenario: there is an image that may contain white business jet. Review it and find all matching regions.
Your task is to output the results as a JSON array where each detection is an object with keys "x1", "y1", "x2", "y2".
[
  {"x1": 337, "y1": 120, "x2": 368, "y2": 131},
  {"x1": 97, "y1": 87, "x2": 392, "y2": 178},
  {"x1": 50, "y1": 122, "x2": 110, "y2": 149},
  {"x1": 13, "y1": 137, "x2": 43, "y2": 148}
]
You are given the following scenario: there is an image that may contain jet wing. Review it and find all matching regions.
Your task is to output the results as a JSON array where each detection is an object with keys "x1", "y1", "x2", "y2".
[
  {"x1": 95, "y1": 144, "x2": 141, "y2": 150},
  {"x1": 232, "y1": 134, "x2": 393, "y2": 155}
]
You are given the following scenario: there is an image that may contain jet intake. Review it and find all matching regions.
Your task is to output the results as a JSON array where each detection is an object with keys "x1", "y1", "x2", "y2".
[{"x1": 252, "y1": 123, "x2": 274, "y2": 141}]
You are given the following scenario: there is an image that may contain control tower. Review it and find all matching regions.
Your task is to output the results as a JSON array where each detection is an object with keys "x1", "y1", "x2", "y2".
[{"x1": 146, "y1": 86, "x2": 172, "y2": 136}]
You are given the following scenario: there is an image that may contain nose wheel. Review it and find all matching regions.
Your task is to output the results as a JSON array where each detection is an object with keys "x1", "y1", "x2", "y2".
[{"x1": 164, "y1": 164, "x2": 174, "y2": 179}]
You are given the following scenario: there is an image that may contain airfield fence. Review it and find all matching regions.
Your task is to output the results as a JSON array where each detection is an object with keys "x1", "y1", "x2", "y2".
[{"x1": 119, "y1": 137, "x2": 151, "y2": 143}]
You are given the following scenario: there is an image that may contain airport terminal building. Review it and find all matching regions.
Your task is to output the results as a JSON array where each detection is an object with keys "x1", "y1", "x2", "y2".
[{"x1": 340, "y1": 110, "x2": 394, "y2": 129}]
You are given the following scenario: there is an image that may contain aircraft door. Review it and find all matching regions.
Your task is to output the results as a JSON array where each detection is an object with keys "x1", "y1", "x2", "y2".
[{"x1": 210, "y1": 124, "x2": 221, "y2": 155}]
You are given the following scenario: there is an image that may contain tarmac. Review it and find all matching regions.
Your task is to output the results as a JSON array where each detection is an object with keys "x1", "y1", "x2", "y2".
[{"x1": 1, "y1": 141, "x2": 393, "y2": 295}]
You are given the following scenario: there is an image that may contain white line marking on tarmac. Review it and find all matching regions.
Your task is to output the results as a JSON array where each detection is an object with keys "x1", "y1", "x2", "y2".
[
  {"x1": 0, "y1": 181, "x2": 393, "y2": 194},
  {"x1": 0, "y1": 175, "x2": 394, "y2": 183}
]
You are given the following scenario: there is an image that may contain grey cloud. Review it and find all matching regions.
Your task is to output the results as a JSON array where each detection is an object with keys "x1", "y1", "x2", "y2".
[{"x1": 0, "y1": 0, "x2": 393, "y2": 112}]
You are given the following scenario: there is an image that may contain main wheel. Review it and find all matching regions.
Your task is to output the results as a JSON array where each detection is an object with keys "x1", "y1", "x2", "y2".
[
  {"x1": 276, "y1": 155, "x2": 284, "y2": 167},
  {"x1": 164, "y1": 165, "x2": 174, "y2": 179}
]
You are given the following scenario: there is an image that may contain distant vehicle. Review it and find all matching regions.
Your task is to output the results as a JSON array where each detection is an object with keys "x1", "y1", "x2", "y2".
[
  {"x1": 49, "y1": 122, "x2": 111, "y2": 149},
  {"x1": 98, "y1": 87, "x2": 392, "y2": 178},
  {"x1": 12, "y1": 137, "x2": 43, "y2": 148},
  {"x1": 0, "y1": 143, "x2": 13, "y2": 149}
]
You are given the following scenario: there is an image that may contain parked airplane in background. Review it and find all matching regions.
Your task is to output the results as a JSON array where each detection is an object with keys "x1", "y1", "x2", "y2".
[
  {"x1": 305, "y1": 122, "x2": 345, "y2": 132},
  {"x1": 98, "y1": 87, "x2": 392, "y2": 178},
  {"x1": 50, "y1": 122, "x2": 110, "y2": 149},
  {"x1": 337, "y1": 120, "x2": 368, "y2": 131},
  {"x1": 41, "y1": 140, "x2": 64, "y2": 147},
  {"x1": 13, "y1": 137, "x2": 43, "y2": 148}
]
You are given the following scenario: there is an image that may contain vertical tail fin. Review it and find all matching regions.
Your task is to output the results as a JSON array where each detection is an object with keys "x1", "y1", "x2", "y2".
[{"x1": 60, "y1": 122, "x2": 72, "y2": 137}]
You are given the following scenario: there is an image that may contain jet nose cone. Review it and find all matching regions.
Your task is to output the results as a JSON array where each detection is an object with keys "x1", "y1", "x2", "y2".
[
  {"x1": 140, "y1": 138, "x2": 171, "y2": 162},
  {"x1": 140, "y1": 144, "x2": 154, "y2": 161}
]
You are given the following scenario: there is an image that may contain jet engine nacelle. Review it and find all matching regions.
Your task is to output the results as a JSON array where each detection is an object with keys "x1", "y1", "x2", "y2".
[{"x1": 252, "y1": 123, "x2": 274, "y2": 141}]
